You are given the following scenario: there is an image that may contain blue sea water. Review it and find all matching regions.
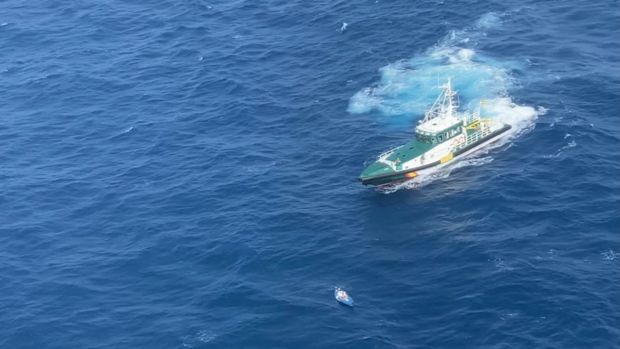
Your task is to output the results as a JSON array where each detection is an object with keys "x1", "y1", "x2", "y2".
[{"x1": 1, "y1": 0, "x2": 618, "y2": 348}]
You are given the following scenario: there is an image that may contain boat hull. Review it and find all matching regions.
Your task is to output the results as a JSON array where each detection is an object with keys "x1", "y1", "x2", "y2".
[
  {"x1": 334, "y1": 289, "x2": 354, "y2": 306},
  {"x1": 359, "y1": 124, "x2": 511, "y2": 186}
]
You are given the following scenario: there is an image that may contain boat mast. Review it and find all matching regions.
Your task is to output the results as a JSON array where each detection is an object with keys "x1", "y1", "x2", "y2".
[
  {"x1": 444, "y1": 78, "x2": 456, "y2": 119},
  {"x1": 422, "y1": 78, "x2": 456, "y2": 123}
]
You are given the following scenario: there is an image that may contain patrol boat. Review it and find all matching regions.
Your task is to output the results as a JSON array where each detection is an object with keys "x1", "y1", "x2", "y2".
[{"x1": 359, "y1": 79, "x2": 511, "y2": 186}]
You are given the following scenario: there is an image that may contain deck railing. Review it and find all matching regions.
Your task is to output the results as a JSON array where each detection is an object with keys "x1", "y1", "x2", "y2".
[
  {"x1": 465, "y1": 109, "x2": 481, "y2": 126},
  {"x1": 378, "y1": 147, "x2": 398, "y2": 160}
]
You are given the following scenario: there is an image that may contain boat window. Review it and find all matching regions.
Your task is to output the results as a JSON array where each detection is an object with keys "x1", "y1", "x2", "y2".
[
  {"x1": 431, "y1": 137, "x2": 436, "y2": 143},
  {"x1": 438, "y1": 135, "x2": 443, "y2": 142}
]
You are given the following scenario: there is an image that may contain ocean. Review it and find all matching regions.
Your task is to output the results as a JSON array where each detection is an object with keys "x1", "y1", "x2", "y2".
[{"x1": 0, "y1": 0, "x2": 618, "y2": 348}]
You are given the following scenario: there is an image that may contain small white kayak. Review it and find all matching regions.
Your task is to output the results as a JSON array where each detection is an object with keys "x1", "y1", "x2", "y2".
[{"x1": 334, "y1": 288, "x2": 353, "y2": 306}]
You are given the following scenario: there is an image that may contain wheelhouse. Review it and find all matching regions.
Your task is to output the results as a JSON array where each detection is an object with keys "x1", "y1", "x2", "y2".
[{"x1": 415, "y1": 123, "x2": 463, "y2": 145}]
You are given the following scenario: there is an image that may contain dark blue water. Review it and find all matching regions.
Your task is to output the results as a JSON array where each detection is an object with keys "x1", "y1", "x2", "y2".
[{"x1": 1, "y1": 0, "x2": 618, "y2": 348}]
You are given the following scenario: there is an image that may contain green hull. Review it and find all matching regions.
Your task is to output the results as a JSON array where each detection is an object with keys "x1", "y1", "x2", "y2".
[
  {"x1": 358, "y1": 172, "x2": 415, "y2": 186},
  {"x1": 359, "y1": 124, "x2": 511, "y2": 186}
]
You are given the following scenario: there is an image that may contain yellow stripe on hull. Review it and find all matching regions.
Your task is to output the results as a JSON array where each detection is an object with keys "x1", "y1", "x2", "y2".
[{"x1": 440, "y1": 153, "x2": 453, "y2": 163}]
